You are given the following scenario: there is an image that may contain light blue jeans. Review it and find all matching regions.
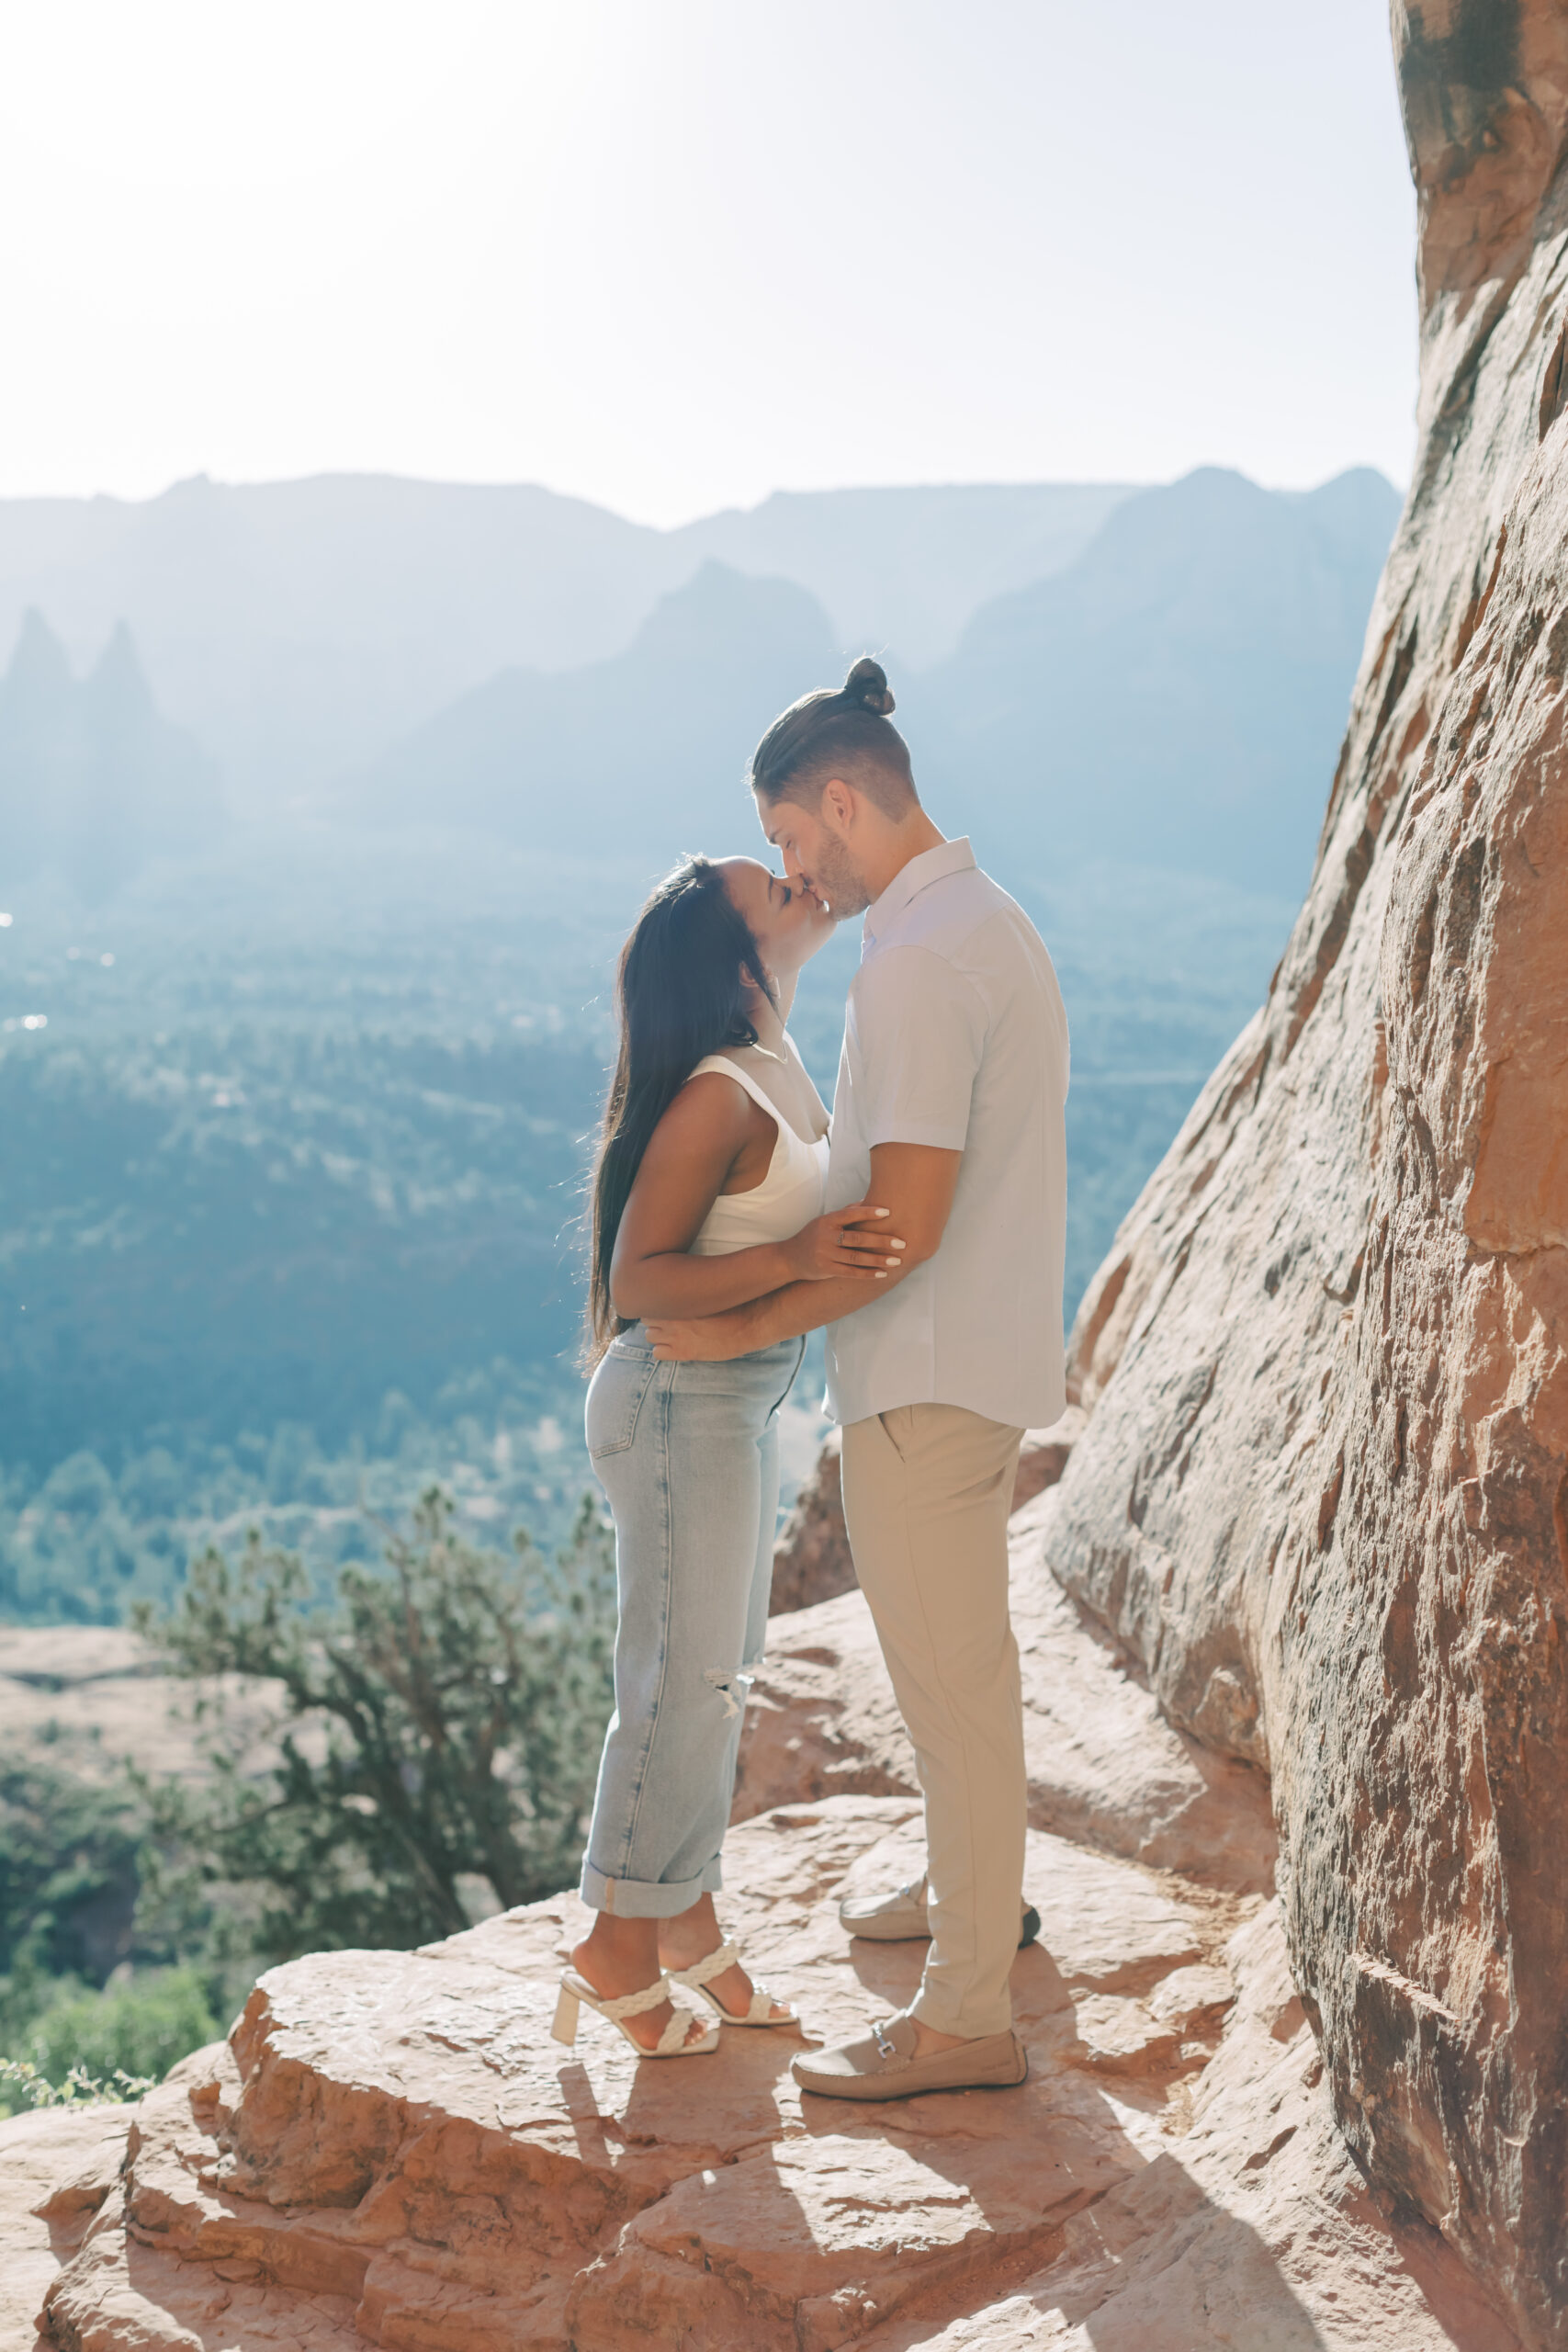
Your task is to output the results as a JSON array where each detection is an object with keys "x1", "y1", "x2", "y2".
[{"x1": 579, "y1": 1323, "x2": 805, "y2": 1917}]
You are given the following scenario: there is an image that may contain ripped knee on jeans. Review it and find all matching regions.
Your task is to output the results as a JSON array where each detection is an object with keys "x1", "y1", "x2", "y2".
[{"x1": 705, "y1": 1662, "x2": 761, "y2": 1721}]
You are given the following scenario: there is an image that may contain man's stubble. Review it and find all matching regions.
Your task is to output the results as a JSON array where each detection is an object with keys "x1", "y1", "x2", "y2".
[{"x1": 809, "y1": 831, "x2": 874, "y2": 922}]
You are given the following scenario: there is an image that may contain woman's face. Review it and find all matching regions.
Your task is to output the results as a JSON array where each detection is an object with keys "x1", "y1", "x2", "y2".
[{"x1": 717, "y1": 856, "x2": 834, "y2": 981}]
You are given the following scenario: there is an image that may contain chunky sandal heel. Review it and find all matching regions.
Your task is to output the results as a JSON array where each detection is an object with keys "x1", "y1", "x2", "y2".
[
  {"x1": 550, "y1": 1966, "x2": 717, "y2": 2057},
  {"x1": 667, "y1": 1938, "x2": 796, "y2": 2029}
]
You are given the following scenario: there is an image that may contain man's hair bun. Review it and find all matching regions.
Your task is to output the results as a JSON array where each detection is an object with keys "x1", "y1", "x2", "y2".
[
  {"x1": 843, "y1": 656, "x2": 895, "y2": 717},
  {"x1": 750, "y1": 652, "x2": 914, "y2": 810}
]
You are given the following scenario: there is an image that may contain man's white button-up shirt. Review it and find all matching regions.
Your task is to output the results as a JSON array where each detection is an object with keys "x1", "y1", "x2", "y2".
[{"x1": 823, "y1": 836, "x2": 1069, "y2": 1431}]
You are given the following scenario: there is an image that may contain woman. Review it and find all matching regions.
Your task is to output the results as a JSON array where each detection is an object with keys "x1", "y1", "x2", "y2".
[{"x1": 552, "y1": 854, "x2": 902, "y2": 2058}]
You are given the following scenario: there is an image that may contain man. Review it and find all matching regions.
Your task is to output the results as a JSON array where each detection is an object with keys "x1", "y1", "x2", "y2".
[{"x1": 646, "y1": 654, "x2": 1068, "y2": 2099}]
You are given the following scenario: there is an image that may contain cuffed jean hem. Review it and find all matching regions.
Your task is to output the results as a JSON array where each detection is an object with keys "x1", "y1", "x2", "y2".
[{"x1": 579, "y1": 1854, "x2": 725, "y2": 1917}]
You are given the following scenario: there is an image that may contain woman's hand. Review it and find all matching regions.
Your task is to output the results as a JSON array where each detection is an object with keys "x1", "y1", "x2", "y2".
[{"x1": 778, "y1": 1204, "x2": 906, "y2": 1283}]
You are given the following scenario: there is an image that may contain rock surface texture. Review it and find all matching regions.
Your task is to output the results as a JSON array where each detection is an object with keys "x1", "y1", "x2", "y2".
[
  {"x1": 18, "y1": 1524, "x2": 1511, "y2": 2351},
  {"x1": 1039, "y1": 8, "x2": 1568, "y2": 2343},
  {"x1": 770, "y1": 1428, "x2": 850, "y2": 1616},
  {"x1": 0, "y1": 2106, "x2": 130, "y2": 2352}
]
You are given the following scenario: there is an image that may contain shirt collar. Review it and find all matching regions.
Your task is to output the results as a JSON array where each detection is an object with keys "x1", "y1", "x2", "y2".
[{"x1": 862, "y1": 836, "x2": 976, "y2": 947}]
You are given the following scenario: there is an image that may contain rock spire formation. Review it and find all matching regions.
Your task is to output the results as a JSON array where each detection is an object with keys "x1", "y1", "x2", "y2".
[
  {"x1": 1043, "y1": 3, "x2": 1568, "y2": 2339},
  {"x1": 0, "y1": 609, "x2": 225, "y2": 903}
]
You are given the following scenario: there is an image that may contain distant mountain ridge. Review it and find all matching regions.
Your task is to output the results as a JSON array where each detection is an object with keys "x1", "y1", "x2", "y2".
[
  {"x1": 915, "y1": 463, "x2": 1404, "y2": 893},
  {"x1": 342, "y1": 561, "x2": 838, "y2": 858},
  {"x1": 346, "y1": 466, "x2": 1404, "y2": 900},
  {"x1": 0, "y1": 476, "x2": 1133, "y2": 802},
  {"x1": 0, "y1": 463, "x2": 1402, "y2": 905}
]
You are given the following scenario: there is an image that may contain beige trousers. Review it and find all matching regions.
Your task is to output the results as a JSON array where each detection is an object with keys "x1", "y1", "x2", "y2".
[{"x1": 840, "y1": 1402, "x2": 1026, "y2": 2037}]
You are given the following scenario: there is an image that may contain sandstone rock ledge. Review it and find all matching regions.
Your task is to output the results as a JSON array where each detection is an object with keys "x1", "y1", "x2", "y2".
[{"x1": 16, "y1": 1511, "x2": 1513, "y2": 2352}]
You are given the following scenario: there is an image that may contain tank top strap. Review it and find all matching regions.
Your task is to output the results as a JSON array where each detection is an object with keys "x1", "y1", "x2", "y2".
[{"x1": 686, "y1": 1053, "x2": 783, "y2": 1125}]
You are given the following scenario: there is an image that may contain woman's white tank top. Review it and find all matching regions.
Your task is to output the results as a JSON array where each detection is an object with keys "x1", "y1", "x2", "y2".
[{"x1": 684, "y1": 1046, "x2": 829, "y2": 1257}]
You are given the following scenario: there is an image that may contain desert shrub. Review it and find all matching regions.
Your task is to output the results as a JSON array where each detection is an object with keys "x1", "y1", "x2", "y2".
[
  {"x1": 14, "y1": 1966, "x2": 220, "y2": 2089},
  {"x1": 135, "y1": 1487, "x2": 615, "y2": 1964},
  {"x1": 0, "y1": 2056, "x2": 152, "y2": 2113}
]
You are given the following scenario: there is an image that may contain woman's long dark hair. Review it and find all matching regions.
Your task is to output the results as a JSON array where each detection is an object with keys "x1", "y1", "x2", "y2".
[{"x1": 586, "y1": 856, "x2": 773, "y2": 1361}]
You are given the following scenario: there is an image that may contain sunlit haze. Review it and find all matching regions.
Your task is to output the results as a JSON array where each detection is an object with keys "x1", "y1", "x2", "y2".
[{"x1": 0, "y1": 0, "x2": 1415, "y2": 524}]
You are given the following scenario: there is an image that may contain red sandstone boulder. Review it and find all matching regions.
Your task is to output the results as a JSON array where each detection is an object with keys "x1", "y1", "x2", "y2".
[
  {"x1": 21, "y1": 1794, "x2": 1508, "y2": 2352},
  {"x1": 1035, "y1": 8, "x2": 1568, "y2": 2341},
  {"x1": 0, "y1": 2107, "x2": 129, "y2": 2352},
  {"x1": 770, "y1": 1428, "x2": 849, "y2": 1614}
]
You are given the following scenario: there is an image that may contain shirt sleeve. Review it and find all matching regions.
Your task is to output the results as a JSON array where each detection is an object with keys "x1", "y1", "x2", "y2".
[{"x1": 849, "y1": 944, "x2": 987, "y2": 1151}]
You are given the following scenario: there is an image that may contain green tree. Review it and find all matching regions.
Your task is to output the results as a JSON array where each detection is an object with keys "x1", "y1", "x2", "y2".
[
  {"x1": 0, "y1": 1760, "x2": 143, "y2": 1989},
  {"x1": 135, "y1": 1488, "x2": 615, "y2": 1965},
  {"x1": 0, "y1": 1764, "x2": 220, "y2": 2113}
]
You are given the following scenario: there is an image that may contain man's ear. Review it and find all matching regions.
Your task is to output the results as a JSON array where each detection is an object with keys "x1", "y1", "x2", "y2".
[{"x1": 819, "y1": 775, "x2": 855, "y2": 834}]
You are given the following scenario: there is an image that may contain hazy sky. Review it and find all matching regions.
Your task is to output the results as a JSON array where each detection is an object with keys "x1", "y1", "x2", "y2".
[{"x1": 0, "y1": 1, "x2": 1416, "y2": 527}]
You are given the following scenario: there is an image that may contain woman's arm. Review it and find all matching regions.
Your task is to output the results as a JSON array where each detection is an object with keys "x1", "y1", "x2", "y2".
[
  {"x1": 643, "y1": 1142, "x2": 960, "y2": 1358},
  {"x1": 609, "y1": 1075, "x2": 899, "y2": 1322}
]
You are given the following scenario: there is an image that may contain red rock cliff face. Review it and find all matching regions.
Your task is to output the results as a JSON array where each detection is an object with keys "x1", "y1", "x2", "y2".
[{"x1": 1041, "y1": 5, "x2": 1568, "y2": 2341}]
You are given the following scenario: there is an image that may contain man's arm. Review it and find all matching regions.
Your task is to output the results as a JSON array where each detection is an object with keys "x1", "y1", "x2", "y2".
[
  {"x1": 645, "y1": 1143, "x2": 960, "y2": 1361},
  {"x1": 612, "y1": 1075, "x2": 905, "y2": 1322}
]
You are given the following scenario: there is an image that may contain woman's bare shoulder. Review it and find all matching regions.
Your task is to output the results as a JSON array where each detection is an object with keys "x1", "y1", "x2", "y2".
[{"x1": 649, "y1": 1067, "x2": 759, "y2": 1151}]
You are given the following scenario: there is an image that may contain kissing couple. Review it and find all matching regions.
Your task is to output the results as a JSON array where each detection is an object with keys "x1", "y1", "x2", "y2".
[{"x1": 553, "y1": 656, "x2": 1069, "y2": 2100}]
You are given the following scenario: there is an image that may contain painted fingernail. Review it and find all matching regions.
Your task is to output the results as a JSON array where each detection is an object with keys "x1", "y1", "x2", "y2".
[
  {"x1": 874, "y1": 1208, "x2": 890, "y2": 1216},
  {"x1": 890, "y1": 1240, "x2": 906, "y2": 1250},
  {"x1": 874, "y1": 1272, "x2": 887, "y2": 1280}
]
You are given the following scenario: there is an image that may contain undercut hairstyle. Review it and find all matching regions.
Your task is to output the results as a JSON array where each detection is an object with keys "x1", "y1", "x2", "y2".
[
  {"x1": 749, "y1": 656, "x2": 917, "y2": 816},
  {"x1": 585, "y1": 855, "x2": 773, "y2": 1361}
]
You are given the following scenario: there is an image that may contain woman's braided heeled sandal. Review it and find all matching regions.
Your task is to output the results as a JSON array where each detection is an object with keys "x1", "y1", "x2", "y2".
[
  {"x1": 550, "y1": 1967, "x2": 718, "y2": 2057},
  {"x1": 666, "y1": 1939, "x2": 796, "y2": 2029}
]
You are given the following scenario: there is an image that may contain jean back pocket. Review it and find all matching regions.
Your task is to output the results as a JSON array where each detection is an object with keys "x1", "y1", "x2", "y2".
[{"x1": 586, "y1": 1348, "x2": 658, "y2": 1460}]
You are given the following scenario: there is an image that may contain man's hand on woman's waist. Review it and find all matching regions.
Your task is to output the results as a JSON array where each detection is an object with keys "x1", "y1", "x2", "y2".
[{"x1": 646, "y1": 1301, "x2": 764, "y2": 1362}]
